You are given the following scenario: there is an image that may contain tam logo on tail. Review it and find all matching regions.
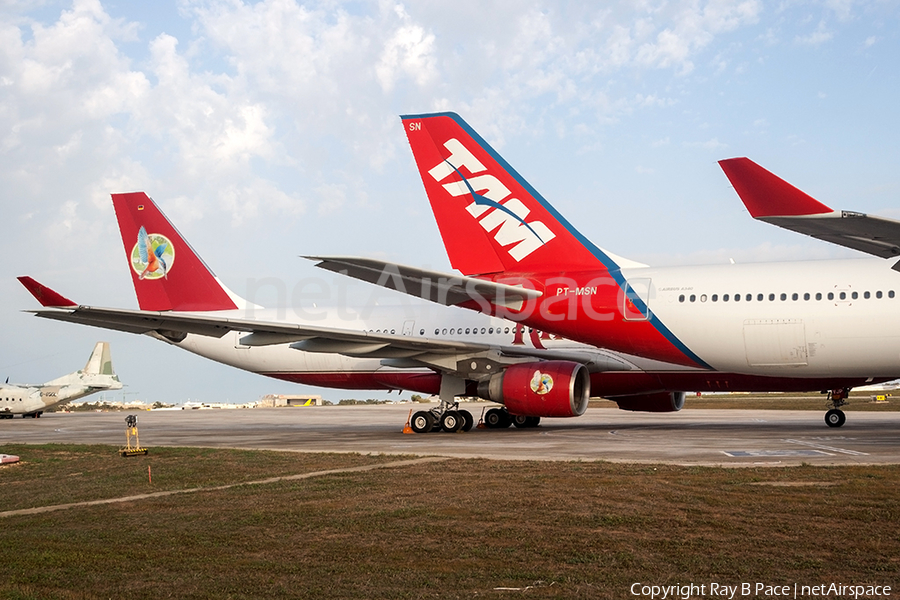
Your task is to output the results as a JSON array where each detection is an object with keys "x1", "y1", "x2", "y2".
[
  {"x1": 427, "y1": 137, "x2": 556, "y2": 262},
  {"x1": 403, "y1": 112, "x2": 610, "y2": 276}
]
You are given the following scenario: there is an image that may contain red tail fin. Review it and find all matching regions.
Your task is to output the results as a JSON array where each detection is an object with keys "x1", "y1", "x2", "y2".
[
  {"x1": 112, "y1": 192, "x2": 240, "y2": 311},
  {"x1": 401, "y1": 112, "x2": 629, "y2": 276}
]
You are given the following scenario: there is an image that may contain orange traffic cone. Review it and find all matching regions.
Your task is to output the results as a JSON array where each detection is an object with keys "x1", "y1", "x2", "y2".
[
  {"x1": 476, "y1": 407, "x2": 487, "y2": 429},
  {"x1": 402, "y1": 409, "x2": 415, "y2": 434}
]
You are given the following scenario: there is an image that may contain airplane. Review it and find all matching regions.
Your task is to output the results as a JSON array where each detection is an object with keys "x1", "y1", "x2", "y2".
[
  {"x1": 303, "y1": 111, "x2": 900, "y2": 428},
  {"x1": 19, "y1": 115, "x2": 896, "y2": 431},
  {"x1": 19, "y1": 191, "x2": 677, "y2": 433},
  {"x1": 0, "y1": 342, "x2": 123, "y2": 418}
]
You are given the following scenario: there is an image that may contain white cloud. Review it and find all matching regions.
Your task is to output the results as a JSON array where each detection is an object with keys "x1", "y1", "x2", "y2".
[
  {"x1": 632, "y1": 0, "x2": 762, "y2": 73},
  {"x1": 683, "y1": 138, "x2": 728, "y2": 150},
  {"x1": 795, "y1": 21, "x2": 833, "y2": 46},
  {"x1": 376, "y1": 21, "x2": 436, "y2": 92}
]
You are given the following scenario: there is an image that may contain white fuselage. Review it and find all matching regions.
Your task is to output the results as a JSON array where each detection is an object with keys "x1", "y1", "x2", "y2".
[
  {"x1": 623, "y1": 257, "x2": 900, "y2": 378},
  {"x1": 159, "y1": 303, "x2": 659, "y2": 393},
  {"x1": 0, "y1": 383, "x2": 109, "y2": 416}
]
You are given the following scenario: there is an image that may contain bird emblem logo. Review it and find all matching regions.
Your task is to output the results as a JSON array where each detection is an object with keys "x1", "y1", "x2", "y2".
[
  {"x1": 131, "y1": 226, "x2": 175, "y2": 280},
  {"x1": 529, "y1": 370, "x2": 553, "y2": 395}
]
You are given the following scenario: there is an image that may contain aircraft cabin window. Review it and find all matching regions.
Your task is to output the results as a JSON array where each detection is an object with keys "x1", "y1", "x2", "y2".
[
  {"x1": 780, "y1": 293, "x2": 787, "y2": 301},
  {"x1": 852, "y1": 292, "x2": 858, "y2": 300},
  {"x1": 420, "y1": 329, "x2": 425, "y2": 335},
  {"x1": 504, "y1": 327, "x2": 510, "y2": 334},
  {"x1": 690, "y1": 294, "x2": 696, "y2": 302},
  {"x1": 890, "y1": 290, "x2": 896, "y2": 298},
  {"x1": 804, "y1": 293, "x2": 810, "y2": 300},
  {"x1": 442, "y1": 328, "x2": 447, "y2": 335},
  {"x1": 839, "y1": 292, "x2": 846, "y2": 300},
  {"x1": 481, "y1": 328, "x2": 486, "y2": 334},
  {"x1": 827, "y1": 292, "x2": 834, "y2": 300},
  {"x1": 722, "y1": 294, "x2": 728, "y2": 302},
  {"x1": 877, "y1": 291, "x2": 883, "y2": 299},
  {"x1": 768, "y1": 293, "x2": 775, "y2": 301},
  {"x1": 792, "y1": 293, "x2": 798, "y2": 301},
  {"x1": 465, "y1": 328, "x2": 470, "y2": 334},
  {"x1": 712, "y1": 294, "x2": 718, "y2": 302},
  {"x1": 701, "y1": 294, "x2": 707, "y2": 302},
  {"x1": 435, "y1": 329, "x2": 440, "y2": 335},
  {"x1": 734, "y1": 294, "x2": 740, "y2": 302},
  {"x1": 816, "y1": 292, "x2": 822, "y2": 300},
  {"x1": 757, "y1": 294, "x2": 764, "y2": 301},
  {"x1": 864, "y1": 291, "x2": 871, "y2": 299},
  {"x1": 679, "y1": 295, "x2": 685, "y2": 302}
]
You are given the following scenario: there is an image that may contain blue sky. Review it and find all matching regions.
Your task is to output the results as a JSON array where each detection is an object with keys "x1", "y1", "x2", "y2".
[{"x1": 1, "y1": 0, "x2": 899, "y2": 405}]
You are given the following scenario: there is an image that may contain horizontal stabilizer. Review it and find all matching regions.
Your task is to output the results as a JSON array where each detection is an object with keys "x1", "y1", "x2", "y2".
[
  {"x1": 306, "y1": 256, "x2": 542, "y2": 310},
  {"x1": 720, "y1": 158, "x2": 900, "y2": 264}
]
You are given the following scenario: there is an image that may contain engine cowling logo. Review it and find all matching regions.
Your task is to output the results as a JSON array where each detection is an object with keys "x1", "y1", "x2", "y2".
[{"x1": 530, "y1": 370, "x2": 553, "y2": 395}]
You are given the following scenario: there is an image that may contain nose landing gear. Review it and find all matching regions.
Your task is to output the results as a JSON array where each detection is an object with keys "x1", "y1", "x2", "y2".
[{"x1": 824, "y1": 388, "x2": 849, "y2": 428}]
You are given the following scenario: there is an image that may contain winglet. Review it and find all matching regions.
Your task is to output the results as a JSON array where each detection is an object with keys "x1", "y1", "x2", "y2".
[
  {"x1": 17, "y1": 276, "x2": 77, "y2": 307},
  {"x1": 718, "y1": 157, "x2": 833, "y2": 218}
]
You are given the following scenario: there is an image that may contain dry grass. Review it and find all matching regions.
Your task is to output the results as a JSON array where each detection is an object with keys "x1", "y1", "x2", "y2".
[{"x1": 1, "y1": 445, "x2": 898, "y2": 599}]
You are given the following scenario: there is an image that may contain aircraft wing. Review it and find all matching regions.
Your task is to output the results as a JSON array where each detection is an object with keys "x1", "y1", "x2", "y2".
[
  {"x1": 305, "y1": 256, "x2": 541, "y2": 310},
  {"x1": 719, "y1": 157, "x2": 900, "y2": 265},
  {"x1": 19, "y1": 277, "x2": 631, "y2": 376}
]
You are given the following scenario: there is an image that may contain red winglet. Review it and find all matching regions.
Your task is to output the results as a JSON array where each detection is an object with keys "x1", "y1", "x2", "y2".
[
  {"x1": 17, "y1": 276, "x2": 77, "y2": 307},
  {"x1": 718, "y1": 157, "x2": 833, "y2": 218}
]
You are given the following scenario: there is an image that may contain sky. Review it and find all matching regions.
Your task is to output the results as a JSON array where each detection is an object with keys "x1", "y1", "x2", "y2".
[{"x1": 1, "y1": 0, "x2": 899, "y2": 405}]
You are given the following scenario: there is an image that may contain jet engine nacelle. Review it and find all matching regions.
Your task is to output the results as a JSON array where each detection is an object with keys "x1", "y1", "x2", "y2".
[
  {"x1": 477, "y1": 361, "x2": 590, "y2": 418},
  {"x1": 615, "y1": 391, "x2": 685, "y2": 413}
]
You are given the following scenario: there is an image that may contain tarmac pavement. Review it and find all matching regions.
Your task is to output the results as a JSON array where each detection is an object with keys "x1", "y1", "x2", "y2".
[{"x1": 2, "y1": 403, "x2": 898, "y2": 466}]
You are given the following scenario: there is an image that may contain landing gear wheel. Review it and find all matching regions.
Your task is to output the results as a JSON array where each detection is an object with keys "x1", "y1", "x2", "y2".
[
  {"x1": 484, "y1": 408, "x2": 512, "y2": 429},
  {"x1": 440, "y1": 411, "x2": 463, "y2": 433},
  {"x1": 411, "y1": 410, "x2": 435, "y2": 433},
  {"x1": 459, "y1": 410, "x2": 474, "y2": 432},
  {"x1": 825, "y1": 409, "x2": 846, "y2": 428},
  {"x1": 512, "y1": 415, "x2": 541, "y2": 428}
]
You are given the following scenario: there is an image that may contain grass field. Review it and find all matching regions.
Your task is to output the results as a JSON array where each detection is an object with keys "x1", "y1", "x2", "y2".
[{"x1": 1, "y1": 444, "x2": 897, "y2": 599}]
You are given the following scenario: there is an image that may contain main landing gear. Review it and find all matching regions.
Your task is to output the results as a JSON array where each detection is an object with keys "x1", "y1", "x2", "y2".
[
  {"x1": 407, "y1": 376, "x2": 542, "y2": 433},
  {"x1": 482, "y1": 407, "x2": 541, "y2": 429},
  {"x1": 410, "y1": 375, "x2": 476, "y2": 434},
  {"x1": 410, "y1": 406, "x2": 541, "y2": 432},
  {"x1": 824, "y1": 387, "x2": 850, "y2": 428},
  {"x1": 410, "y1": 403, "x2": 474, "y2": 434}
]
